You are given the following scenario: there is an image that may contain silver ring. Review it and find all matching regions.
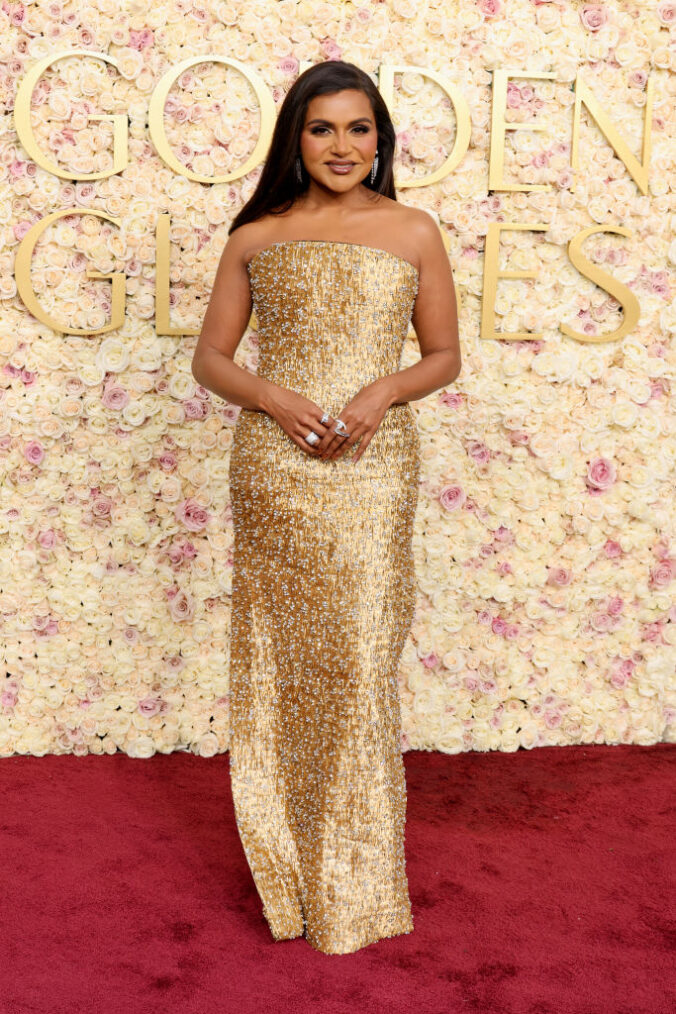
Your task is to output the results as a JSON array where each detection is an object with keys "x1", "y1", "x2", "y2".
[
  {"x1": 334, "y1": 419, "x2": 349, "y2": 438},
  {"x1": 320, "y1": 412, "x2": 330, "y2": 425},
  {"x1": 305, "y1": 431, "x2": 320, "y2": 445}
]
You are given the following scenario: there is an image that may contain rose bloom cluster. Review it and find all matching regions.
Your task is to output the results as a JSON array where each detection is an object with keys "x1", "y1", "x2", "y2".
[{"x1": 0, "y1": 0, "x2": 674, "y2": 758}]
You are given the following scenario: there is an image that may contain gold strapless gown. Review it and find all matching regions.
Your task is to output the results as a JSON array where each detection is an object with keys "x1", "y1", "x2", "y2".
[{"x1": 228, "y1": 240, "x2": 420, "y2": 955}]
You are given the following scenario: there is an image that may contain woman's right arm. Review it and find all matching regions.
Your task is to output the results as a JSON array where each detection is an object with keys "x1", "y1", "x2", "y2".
[{"x1": 191, "y1": 232, "x2": 279, "y2": 414}]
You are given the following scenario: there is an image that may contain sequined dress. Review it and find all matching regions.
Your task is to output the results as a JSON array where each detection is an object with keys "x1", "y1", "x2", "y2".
[{"x1": 227, "y1": 239, "x2": 420, "y2": 955}]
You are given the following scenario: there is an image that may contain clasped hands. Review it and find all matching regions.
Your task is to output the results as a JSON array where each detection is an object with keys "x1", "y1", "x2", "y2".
[{"x1": 271, "y1": 379, "x2": 393, "y2": 464}]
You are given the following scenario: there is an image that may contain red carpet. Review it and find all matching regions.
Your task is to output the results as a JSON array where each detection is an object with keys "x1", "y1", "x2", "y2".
[{"x1": 1, "y1": 744, "x2": 674, "y2": 1014}]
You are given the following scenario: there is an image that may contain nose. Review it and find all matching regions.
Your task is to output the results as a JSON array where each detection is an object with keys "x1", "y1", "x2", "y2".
[{"x1": 331, "y1": 131, "x2": 353, "y2": 155}]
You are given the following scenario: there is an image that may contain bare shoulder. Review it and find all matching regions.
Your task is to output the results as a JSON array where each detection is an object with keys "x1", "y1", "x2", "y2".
[
  {"x1": 401, "y1": 206, "x2": 443, "y2": 249},
  {"x1": 383, "y1": 202, "x2": 444, "y2": 270},
  {"x1": 223, "y1": 221, "x2": 270, "y2": 267}
]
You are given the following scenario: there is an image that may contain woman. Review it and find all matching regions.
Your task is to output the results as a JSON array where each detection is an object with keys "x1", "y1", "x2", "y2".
[{"x1": 192, "y1": 60, "x2": 460, "y2": 955}]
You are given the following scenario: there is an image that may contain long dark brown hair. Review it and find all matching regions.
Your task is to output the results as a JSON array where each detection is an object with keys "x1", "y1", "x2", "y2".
[{"x1": 228, "y1": 61, "x2": 398, "y2": 234}]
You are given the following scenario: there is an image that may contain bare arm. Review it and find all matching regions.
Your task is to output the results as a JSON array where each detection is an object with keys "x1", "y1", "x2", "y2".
[
  {"x1": 379, "y1": 211, "x2": 461, "y2": 407},
  {"x1": 191, "y1": 229, "x2": 279, "y2": 414}
]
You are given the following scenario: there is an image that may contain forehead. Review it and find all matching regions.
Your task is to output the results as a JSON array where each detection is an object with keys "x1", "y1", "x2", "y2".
[{"x1": 304, "y1": 89, "x2": 374, "y2": 122}]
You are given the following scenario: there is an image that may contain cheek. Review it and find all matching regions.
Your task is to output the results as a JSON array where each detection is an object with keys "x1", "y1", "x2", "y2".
[
  {"x1": 301, "y1": 134, "x2": 324, "y2": 158},
  {"x1": 355, "y1": 135, "x2": 377, "y2": 156}
]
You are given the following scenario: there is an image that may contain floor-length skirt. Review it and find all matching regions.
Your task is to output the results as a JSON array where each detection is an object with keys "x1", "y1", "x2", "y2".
[{"x1": 228, "y1": 403, "x2": 420, "y2": 955}]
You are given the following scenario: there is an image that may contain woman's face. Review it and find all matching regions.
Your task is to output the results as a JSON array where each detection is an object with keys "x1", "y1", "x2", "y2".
[{"x1": 298, "y1": 88, "x2": 378, "y2": 192}]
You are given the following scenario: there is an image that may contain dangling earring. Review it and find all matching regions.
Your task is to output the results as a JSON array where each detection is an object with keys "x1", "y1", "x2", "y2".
[
  {"x1": 295, "y1": 156, "x2": 303, "y2": 183},
  {"x1": 370, "y1": 148, "x2": 379, "y2": 184}
]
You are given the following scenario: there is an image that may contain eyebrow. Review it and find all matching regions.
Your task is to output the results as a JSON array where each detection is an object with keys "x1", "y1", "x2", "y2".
[{"x1": 305, "y1": 117, "x2": 373, "y2": 126}]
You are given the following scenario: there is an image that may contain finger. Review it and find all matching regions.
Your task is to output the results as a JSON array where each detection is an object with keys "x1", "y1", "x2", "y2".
[
  {"x1": 313, "y1": 412, "x2": 335, "y2": 437},
  {"x1": 299, "y1": 412, "x2": 334, "y2": 455},
  {"x1": 315, "y1": 418, "x2": 337, "y2": 454},
  {"x1": 329, "y1": 417, "x2": 360, "y2": 457},
  {"x1": 297, "y1": 428, "x2": 322, "y2": 454},
  {"x1": 330, "y1": 426, "x2": 361, "y2": 459},
  {"x1": 310, "y1": 412, "x2": 335, "y2": 453},
  {"x1": 319, "y1": 418, "x2": 348, "y2": 458},
  {"x1": 352, "y1": 431, "x2": 373, "y2": 462}
]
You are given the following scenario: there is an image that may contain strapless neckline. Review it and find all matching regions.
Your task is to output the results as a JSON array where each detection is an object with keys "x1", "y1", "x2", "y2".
[{"x1": 247, "y1": 239, "x2": 419, "y2": 279}]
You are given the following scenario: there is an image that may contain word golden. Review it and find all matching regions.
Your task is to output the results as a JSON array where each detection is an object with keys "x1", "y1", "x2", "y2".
[{"x1": 14, "y1": 53, "x2": 653, "y2": 342}]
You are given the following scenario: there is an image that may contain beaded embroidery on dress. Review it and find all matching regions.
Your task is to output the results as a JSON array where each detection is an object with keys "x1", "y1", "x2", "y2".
[{"x1": 228, "y1": 240, "x2": 420, "y2": 955}]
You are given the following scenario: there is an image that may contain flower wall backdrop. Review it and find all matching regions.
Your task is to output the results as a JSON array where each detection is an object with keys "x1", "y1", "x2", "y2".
[{"x1": 0, "y1": 0, "x2": 674, "y2": 758}]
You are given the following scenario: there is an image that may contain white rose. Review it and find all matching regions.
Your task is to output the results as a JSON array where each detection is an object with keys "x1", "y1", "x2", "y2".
[{"x1": 96, "y1": 337, "x2": 130, "y2": 373}]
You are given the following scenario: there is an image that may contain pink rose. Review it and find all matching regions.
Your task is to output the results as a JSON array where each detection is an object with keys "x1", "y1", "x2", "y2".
[
  {"x1": 183, "y1": 398, "x2": 209, "y2": 420},
  {"x1": 546, "y1": 566, "x2": 572, "y2": 586},
  {"x1": 656, "y1": 2, "x2": 676, "y2": 25},
  {"x1": 320, "y1": 39, "x2": 342, "y2": 59},
  {"x1": 101, "y1": 383, "x2": 129, "y2": 410},
  {"x1": 421, "y1": 652, "x2": 439, "y2": 668},
  {"x1": 138, "y1": 696, "x2": 163, "y2": 716},
  {"x1": 653, "y1": 537, "x2": 670, "y2": 560},
  {"x1": 168, "y1": 543, "x2": 184, "y2": 565},
  {"x1": 91, "y1": 494, "x2": 112, "y2": 518},
  {"x1": 168, "y1": 589, "x2": 194, "y2": 622},
  {"x1": 278, "y1": 56, "x2": 299, "y2": 75},
  {"x1": 580, "y1": 4, "x2": 609, "y2": 31},
  {"x1": 439, "y1": 484, "x2": 466, "y2": 510},
  {"x1": 38, "y1": 529, "x2": 56, "y2": 549},
  {"x1": 607, "y1": 596, "x2": 624, "y2": 616},
  {"x1": 175, "y1": 497, "x2": 210, "y2": 532},
  {"x1": 478, "y1": 0, "x2": 503, "y2": 17},
  {"x1": 629, "y1": 70, "x2": 648, "y2": 89},
  {"x1": 506, "y1": 82, "x2": 523, "y2": 109},
  {"x1": 586, "y1": 457, "x2": 616, "y2": 490},
  {"x1": 492, "y1": 617, "x2": 508, "y2": 636},
  {"x1": 13, "y1": 220, "x2": 32, "y2": 241},
  {"x1": 221, "y1": 404, "x2": 241, "y2": 425},
  {"x1": 182, "y1": 541, "x2": 198, "y2": 560},
  {"x1": 603, "y1": 540, "x2": 622, "y2": 558},
  {"x1": 591, "y1": 611, "x2": 617, "y2": 633},
  {"x1": 642, "y1": 622, "x2": 664, "y2": 644},
  {"x1": 24, "y1": 440, "x2": 44, "y2": 465},
  {"x1": 466, "y1": 440, "x2": 491, "y2": 463},
  {"x1": 649, "y1": 559, "x2": 676, "y2": 588},
  {"x1": 439, "y1": 391, "x2": 463, "y2": 409}
]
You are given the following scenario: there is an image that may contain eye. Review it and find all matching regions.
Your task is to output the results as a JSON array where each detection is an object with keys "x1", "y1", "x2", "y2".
[{"x1": 309, "y1": 125, "x2": 371, "y2": 134}]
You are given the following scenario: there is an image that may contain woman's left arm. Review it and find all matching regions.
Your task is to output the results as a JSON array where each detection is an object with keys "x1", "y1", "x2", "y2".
[{"x1": 379, "y1": 210, "x2": 461, "y2": 407}]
